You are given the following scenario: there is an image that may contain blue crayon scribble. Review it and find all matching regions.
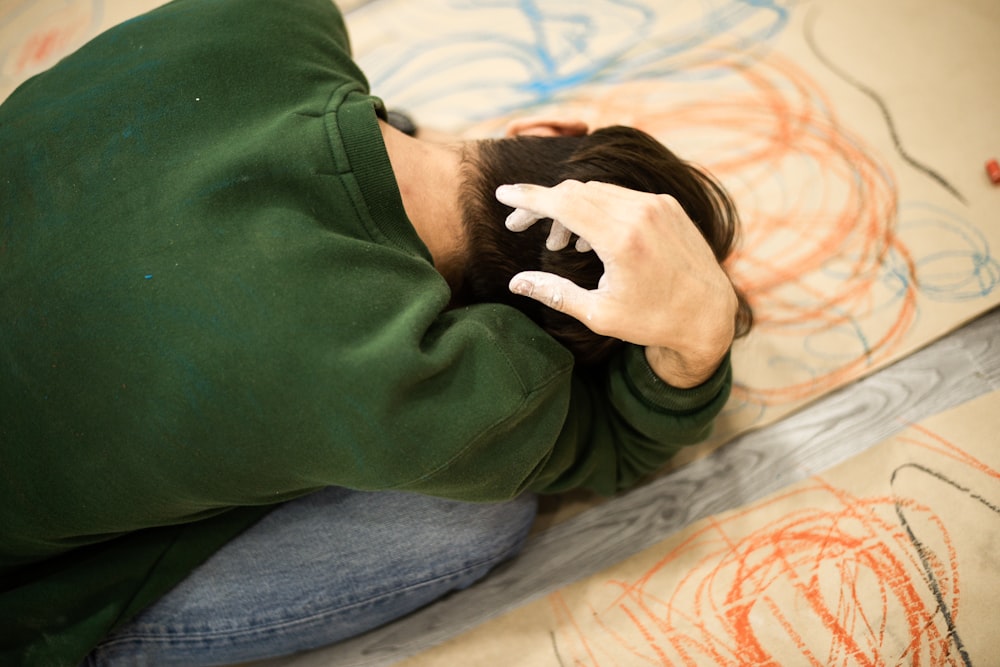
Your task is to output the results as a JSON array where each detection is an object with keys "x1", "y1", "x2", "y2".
[
  {"x1": 357, "y1": 0, "x2": 790, "y2": 125},
  {"x1": 900, "y1": 202, "x2": 999, "y2": 301}
]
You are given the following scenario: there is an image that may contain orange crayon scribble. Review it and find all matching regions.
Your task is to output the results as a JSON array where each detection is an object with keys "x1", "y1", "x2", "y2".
[
  {"x1": 476, "y1": 49, "x2": 921, "y2": 413},
  {"x1": 902, "y1": 423, "x2": 1000, "y2": 481},
  {"x1": 679, "y1": 55, "x2": 917, "y2": 406},
  {"x1": 549, "y1": 468, "x2": 969, "y2": 667}
]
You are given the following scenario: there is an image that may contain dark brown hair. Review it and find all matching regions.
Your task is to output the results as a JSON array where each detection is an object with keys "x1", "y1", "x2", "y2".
[{"x1": 457, "y1": 125, "x2": 752, "y2": 365}]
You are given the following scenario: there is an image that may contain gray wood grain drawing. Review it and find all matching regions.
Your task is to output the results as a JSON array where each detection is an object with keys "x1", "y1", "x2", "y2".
[{"x1": 251, "y1": 308, "x2": 1000, "y2": 666}]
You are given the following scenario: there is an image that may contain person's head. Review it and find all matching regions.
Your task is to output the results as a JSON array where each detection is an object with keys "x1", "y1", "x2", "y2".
[{"x1": 454, "y1": 120, "x2": 752, "y2": 365}]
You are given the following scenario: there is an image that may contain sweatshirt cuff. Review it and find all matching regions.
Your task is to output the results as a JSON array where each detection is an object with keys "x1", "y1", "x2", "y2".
[{"x1": 619, "y1": 344, "x2": 732, "y2": 415}]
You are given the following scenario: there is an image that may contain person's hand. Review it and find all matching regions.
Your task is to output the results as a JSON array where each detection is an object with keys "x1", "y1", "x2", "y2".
[{"x1": 496, "y1": 180, "x2": 737, "y2": 388}]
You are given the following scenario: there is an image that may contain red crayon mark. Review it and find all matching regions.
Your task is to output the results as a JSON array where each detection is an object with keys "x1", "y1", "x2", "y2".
[
  {"x1": 15, "y1": 27, "x2": 77, "y2": 72},
  {"x1": 986, "y1": 159, "x2": 1000, "y2": 185},
  {"x1": 2, "y1": 2, "x2": 100, "y2": 86}
]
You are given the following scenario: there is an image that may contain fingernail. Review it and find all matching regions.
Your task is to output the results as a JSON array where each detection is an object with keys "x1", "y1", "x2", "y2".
[
  {"x1": 509, "y1": 278, "x2": 531, "y2": 296},
  {"x1": 496, "y1": 184, "x2": 525, "y2": 199}
]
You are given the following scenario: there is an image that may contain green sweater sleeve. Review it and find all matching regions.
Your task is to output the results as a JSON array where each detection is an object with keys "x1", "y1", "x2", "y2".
[{"x1": 527, "y1": 346, "x2": 731, "y2": 496}]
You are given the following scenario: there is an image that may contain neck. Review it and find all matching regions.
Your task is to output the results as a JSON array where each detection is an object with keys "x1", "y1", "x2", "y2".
[{"x1": 379, "y1": 120, "x2": 467, "y2": 291}]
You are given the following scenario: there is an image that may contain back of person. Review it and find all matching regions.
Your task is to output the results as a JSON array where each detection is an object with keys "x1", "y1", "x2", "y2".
[{"x1": 0, "y1": 0, "x2": 743, "y2": 664}]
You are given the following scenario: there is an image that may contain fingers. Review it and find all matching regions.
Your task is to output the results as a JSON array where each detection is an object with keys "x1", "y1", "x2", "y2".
[
  {"x1": 498, "y1": 181, "x2": 694, "y2": 260},
  {"x1": 545, "y1": 221, "x2": 573, "y2": 251},
  {"x1": 509, "y1": 271, "x2": 592, "y2": 320},
  {"x1": 504, "y1": 201, "x2": 588, "y2": 252},
  {"x1": 504, "y1": 207, "x2": 540, "y2": 232},
  {"x1": 496, "y1": 181, "x2": 624, "y2": 249},
  {"x1": 500, "y1": 184, "x2": 594, "y2": 252}
]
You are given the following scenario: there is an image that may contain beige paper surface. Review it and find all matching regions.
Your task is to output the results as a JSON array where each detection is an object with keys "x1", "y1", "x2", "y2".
[{"x1": 401, "y1": 389, "x2": 1000, "y2": 666}]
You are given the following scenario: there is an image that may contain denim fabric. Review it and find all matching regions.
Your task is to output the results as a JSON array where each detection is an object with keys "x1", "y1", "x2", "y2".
[{"x1": 83, "y1": 488, "x2": 538, "y2": 666}]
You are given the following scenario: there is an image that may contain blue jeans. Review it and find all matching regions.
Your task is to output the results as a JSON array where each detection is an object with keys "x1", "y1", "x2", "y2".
[{"x1": 83, "y1": 487, "x2": 538, "y2": 666}]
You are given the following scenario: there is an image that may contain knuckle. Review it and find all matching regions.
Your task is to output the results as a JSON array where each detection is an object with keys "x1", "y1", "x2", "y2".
[
  {"x1": 584, "y1": 308, "x2": 618, "y2": 338},
  {"x1": 546, "y1": 290, "x2": 564, "y2": 311},
  {"x1": 618, "y1": 225, "x2": 646, "y2": 255},
  {"x1": 613, "y1": 193, "x2": 683, "y2": 252},
  {"x1": 553, "y1": 179, "x2": 585, "y2": 197},
  {"x1": 655, "y1": 194, "x2": 686, "y2": 221},
  {"x1": 636, "y1": 195, "x2": 668, "y2": 221},
  {"x1": 655, "y1": 192, "x2": 681, "y2": 210}
]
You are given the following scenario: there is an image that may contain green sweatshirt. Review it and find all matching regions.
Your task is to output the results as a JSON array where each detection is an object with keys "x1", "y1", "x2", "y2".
[{"x1": 0, "y1": 0, "x2": 731, "y2": 663}]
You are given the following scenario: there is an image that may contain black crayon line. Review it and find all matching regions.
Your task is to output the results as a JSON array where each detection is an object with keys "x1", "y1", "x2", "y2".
[
  {"x1": 804, "y1": 8, "x2": 967, "y2": 205},
  {"x1": 888, "y1": 461, "x2": 1000, "y2": 667},
  {"x1": 550, "y1": 630, "x2": 567, "y2": 667}
]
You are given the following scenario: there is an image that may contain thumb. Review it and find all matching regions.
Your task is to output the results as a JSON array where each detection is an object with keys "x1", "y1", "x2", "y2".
[{"x1": 509, "y1": 271, "x2": 591, "y2": 318}]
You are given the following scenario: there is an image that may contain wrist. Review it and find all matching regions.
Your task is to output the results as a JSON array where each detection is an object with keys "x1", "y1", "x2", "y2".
[
  {"x1": 644, "y1": 344, "x2": 729, "y2": 389},
  {"x1": 646, "y1": 286, "x2": 737, "y2": 388}
]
